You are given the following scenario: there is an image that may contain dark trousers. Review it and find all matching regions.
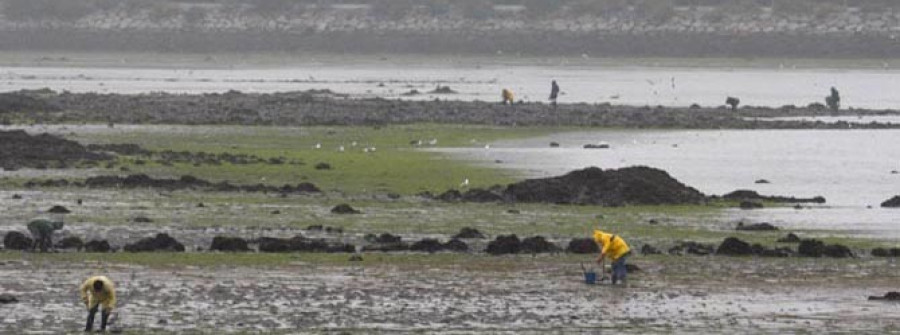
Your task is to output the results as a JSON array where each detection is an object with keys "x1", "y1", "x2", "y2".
[
  {"x1": 86, "y1": 304, "x2": 110, "y2": 331},
  {"x1": 611, "y1": 254, "x2": 629, "y2": 284}
]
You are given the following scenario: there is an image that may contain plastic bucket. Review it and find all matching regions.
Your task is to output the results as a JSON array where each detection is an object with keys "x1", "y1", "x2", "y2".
[{"x1": 584, "y1": 271, "x2": 597, "y2": 284}]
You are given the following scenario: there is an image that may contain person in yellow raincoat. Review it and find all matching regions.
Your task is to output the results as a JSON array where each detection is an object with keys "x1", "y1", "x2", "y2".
[
  {"x1": 593, "y1": 229, "x2": 631, "y2": 285},
  {"x1": 502, "y1": 88, "x2": 514, "y2": 105},
  {"x1": 80, "y1": 275, "x2": 116, "y2": 331}
]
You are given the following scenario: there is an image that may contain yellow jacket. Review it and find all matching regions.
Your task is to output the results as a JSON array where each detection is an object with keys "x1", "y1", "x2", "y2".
[
  {"x1": 593, "y1": 230, "x2": 630, "y2": 261},
  {"x1": 80, "y1": 276, "x2": 116, "y2": 311},
  {"x1": 502, "y1": 89, "x2": 514, "y2": 103}
]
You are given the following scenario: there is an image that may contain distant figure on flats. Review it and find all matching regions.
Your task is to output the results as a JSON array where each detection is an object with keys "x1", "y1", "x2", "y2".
[
  {"x1": 81, "y1": 275, "x2": 116, "y2": 332},
  {"x1": 593, "y1": 229, "x2": 631, "y2": 285},
  {"x1": 549, "y1": 80, "x2": 560, "y2": 106},
  {"x1": 502, "y1": 88, "x2": 515, "y2": 105},
  {"x1": 826, "y1": 87, "x2": 840, "y2": 112},
  {"x1": 27, "y1": 219, "x2": 63, "y2": 252}
]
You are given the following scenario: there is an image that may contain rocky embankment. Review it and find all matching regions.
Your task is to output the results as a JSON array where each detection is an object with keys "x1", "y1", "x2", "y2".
[
  {"x1": 2, "y1": 90, "x2": 898, "y2": 129},
  {"x1": 3, "y1": 2, "x2": 900, "y2": 57}
]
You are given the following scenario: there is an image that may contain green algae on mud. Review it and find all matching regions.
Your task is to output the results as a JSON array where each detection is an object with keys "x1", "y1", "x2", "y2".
[{"x1": 62, "y1": 124, "x2": 562, "y2": 194}]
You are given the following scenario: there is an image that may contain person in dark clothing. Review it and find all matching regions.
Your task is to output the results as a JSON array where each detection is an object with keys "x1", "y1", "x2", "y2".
[{"x1": 549, "y1": 80, "x2": 560, "y2": 106}]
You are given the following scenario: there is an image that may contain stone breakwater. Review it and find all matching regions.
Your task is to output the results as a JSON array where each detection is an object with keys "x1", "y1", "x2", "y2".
[
  {"x1": 2, "y1": 89, "x2": 900, "y2": 129},
  {"x1": 3, "y1": 4, "x2": 900, "y2": 57}
]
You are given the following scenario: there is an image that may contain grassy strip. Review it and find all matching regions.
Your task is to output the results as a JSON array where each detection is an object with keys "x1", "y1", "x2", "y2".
[{"x1": 67, "y1": 124, "x2": 562, "y2": 194}]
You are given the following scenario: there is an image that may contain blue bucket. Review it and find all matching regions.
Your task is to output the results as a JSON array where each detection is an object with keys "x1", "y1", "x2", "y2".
[{"x1": 584, "y1": 271, "x2": 597, "y2": 284}]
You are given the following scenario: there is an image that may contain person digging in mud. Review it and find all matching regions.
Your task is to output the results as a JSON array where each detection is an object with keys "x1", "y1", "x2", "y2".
[
  {"x1": 80, "y1": 275, "x2": 116, "y2": 332},
  {"x1": 27, "y1": 219, "x2": 64, "y2": 252},
  {"x1": 593, "y1": 229, "x2": 631, "y2": 285},
  {"x1": 502, "y1": 88, "x2": 515, "y2": 105},
  {"x1": 549, "y1": 80, "x2": 560, "y2": 106}
]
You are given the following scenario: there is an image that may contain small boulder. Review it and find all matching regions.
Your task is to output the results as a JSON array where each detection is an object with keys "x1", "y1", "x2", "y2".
[
  {"x1": 133, "y1": 217, "x2": 153, "y2": 223},
  {"x1": 453, "y1": 227, "x2": 485, "y2": 239},
  {"x1": 520, "y1": 236, "x2": 559, "y2": 254},
  {"x1": 881, "y1": 196, "x2": 900, "y2": 208},
  {"x1": 55, "y1": 236, "x2": 84, "y2": 250},
  {"x1": 410, "y1": 239, "x2": 444, "y2": 253},
  {"x1": 84, "y1": 240, "x2": 112, "y2": 252},
  {"x1": 48, "y1": 205, "x2": 71, "y2": 214},
  {"x1": 0, "y1": 293, "x2": 17, "y2": 304},
  {"x1": 486, "y1": 234, "x2": 521, "y2": 255},
  {"x1": 4, "y1": 232, "x2": 33, "y2": 250},
  {"x1": 210, "y1": 236, "x2": 250, "y2": 252},
  {"x1": 565, "y1": 238, "x2": 598, "y2": 254},
  {"x1": 668, "y1": 241, "x2": 715, "y2": 256},
  {"x1": 549, "y1": 142, "x2": 560, "y2": 147},
  {"x1": 716, "y1": 237, "x2": 754, "y2": 256},
  {"x1": 124, "y1": 233, "x2": 185, "y2": 252},
  {"x1": 331, "y1": 204, "x2": 361, "y2": 214},
  {"x1": 868, "y1": 292, "x2": 900, "y2": 301},
  {"x1": 754, "y1": 179, "x2": 770, "y2": 184},
  {"x1": 798, "y1": 239, "x2": 854, "y2": 258},
  {"x1": 872, "y1": 248, "x2": 900, "y2": 257},
  {"x1": 777, "y1": 233, "x2": 801, "y2": 243},
  {"x1": 314, "y1": 162, "x2": 332, "y2": 170},
  {"x1": 11, "y1": 194, "x2": 21, "y2": 199},
  {"x1": 443, "y1": 238, "x2": 469, "y2": 252},
  {"x1": 736, "y1": 222, "x2": 779, "y2": 231}
]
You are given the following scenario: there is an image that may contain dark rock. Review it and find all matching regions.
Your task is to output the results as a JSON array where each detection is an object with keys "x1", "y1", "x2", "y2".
[
  {"x1": 716, "y1": 237, "x2": 754, "y2": 256},
  {"x1": 324, "y1": 226, "x2": 343, "y2": 234},
  {"x1": 55, "y1": 236, "x2": 84, "y2": 250},
  {"x1": 881, "y1": 196, "x2": 900, "y2": 208},
  {"x1": 436, "y1": 189, "x2": 462, "y2": 202},
  {"x1": 124, "y1": 233, "x2": 185, "y2": 252},
  {"x1": 133, "y1": 216, "x2": 153, "y2": 223},
  {"x1": 798, "y1": 239, "x2": 854, "y2": 258},
  {"x1": 270, "y1": 210, "x2": 280, "y2": 215},
  {"x1": 506, "y1": 209, "x2": 520, "y2": 214},
  {"x1": 84, "y1": 240, "x2": 111, "y2": 252},
  {"x1": 3, "y1": 231, "x2": 33, "y2": 250},
  {"x1": 306, "y1": 225, "x2": 324, "y2": 231},
  {"x1": 429, "y1": 85, "x2": 457, "y2": 94},
  {"x1": 0, "y1": 293, "x2": 17, "y2": 304},
  {"x1": 11, "y1": 194, "x2": 22, "y2": 199},
  {"x1": 443, "y1": 238, "x2": 469, "y2": 252},
  {"x1": 566, "y1": 238, "x2": 599, "y2": 254},
  {"x1": 777, "y1": 233, "x2": 802, "y2": 243},
  {"x1": 549, "y1": 142, "x2": 560, "y2": 147},
  {"x1": 739, "y1": 201, "x2": 763, "y2": 209},
  {"x1": 257, "y1": 237, "x2": 292, "y2": 252},
  {"x1": 362, "y1": 233, "x2": 407, "y2": 252},
  {"x1": 504, "y1": 166, "x2": 706, "y2": 206},
  {"x1": 48, "y1": 205, "x2": 71, "y2": 214},
  {"x1": 453, "y1": 227, "x2": 485, "y2": 239},
  {"x1": 754, "y1": 179, "x2": 770, "y2": 184},
  {"x1": 668, "y1": 241, "x2": 715, "y2": 256},
  {"x1": 520, "y1": 236, "x2": 559, "y2": 254},
  {"x1": 0, "y1": 129, "x2": 110, "y2": 170},
  {"x1": 736, "y1": 222, "x2": 779, "y2": 231},
  {"x1": 314, "y1": 162, "x2": 332, "y2": 170},
  {"x1": 349, "y1": 254, "x2": 363, "y2": 261},
  {"x1": 486, "y1": 234, "x2": 521, "y2": 255},
  {"x1": 410, "y1": 239, "x2": 444, "y2": 253},
  {"x1": 871, "y1": 248, "x2": 900, "y2": 257},
  {"x1": 331, "y1": 204, "x2": 361, "y2": 214},
  {"x1": 868, "y1": 292, "x2": 900, "y2": 301},
  {"x1": 210, "y1": 236, "x2": 250, "y2": 252},
  {"x1": 624, "y1": 264, "x2": 641, "y2": 273},
  {"x1": 583, "y1": 143, "x2": 610, "y2": 149},
  {"x1": 461, "y1": 188, "x2": 504, "y2": 202},
  {"x1": 641, "y1": 244, "x2": 662, "y2": 255},
  {"x1": 724, "y1": 189, "x2": 826, "y2": 204},
  {"x1": 197, "y1": 202, "x2": 205, "y2": 208}
]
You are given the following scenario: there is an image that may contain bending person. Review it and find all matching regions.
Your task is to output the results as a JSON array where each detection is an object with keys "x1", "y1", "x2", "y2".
[
  {"x1": 80, "y1": 275, "x2": 116, "y2": 332},
  {"x1": 593, "y1": 229, "x2": 631, "y2": 285}
]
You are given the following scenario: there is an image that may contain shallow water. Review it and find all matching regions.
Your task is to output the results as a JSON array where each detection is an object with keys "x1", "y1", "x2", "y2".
[
  {"x1": 436, "y1": 129, "x2": 900, "y2": 238},
  {"x1": 2, "y1": 64, "x2": 899, "y2": 109}
]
